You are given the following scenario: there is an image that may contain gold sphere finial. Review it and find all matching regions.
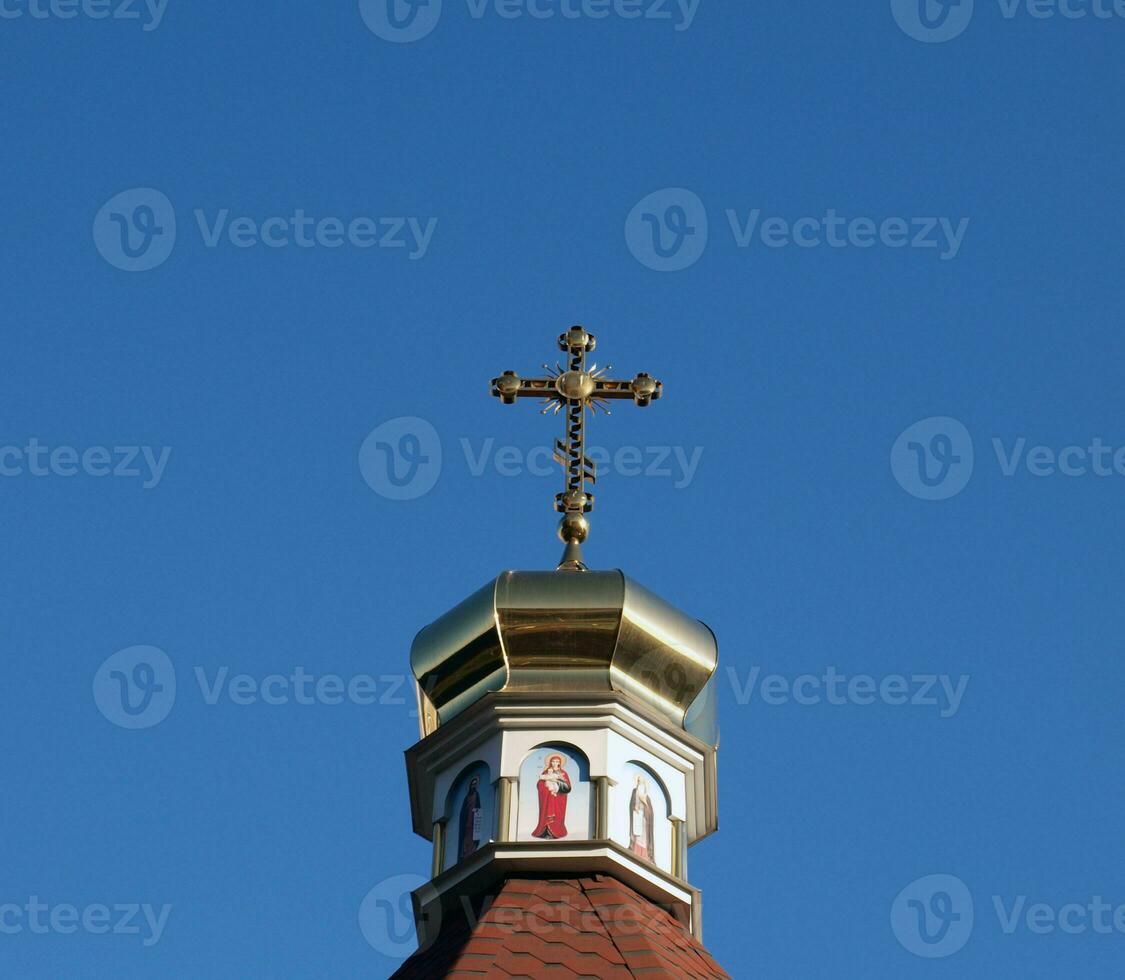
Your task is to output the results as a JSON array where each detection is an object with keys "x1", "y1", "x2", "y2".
[
  {"x1": 495, "y1": 370, "x2": 521, "y2": 404},
  {"x1": 558, "y1": 512, "x2": 589, "y2": 544},
  {"x1": 631, "y1": 372, "x2": 659, "y2": 407},
  {"x1": 559, "y1": 325, "x2": 596, "y2": 353}
]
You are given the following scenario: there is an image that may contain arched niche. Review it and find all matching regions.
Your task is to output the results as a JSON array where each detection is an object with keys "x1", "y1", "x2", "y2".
[
  {"x1": 443, "y1": 760, "x2": 492, "y2": 870},
  {"x1": 516, "y1": 743, "x2": 591, "y2": 842},
  {"x1": 612, "y1": 761, "x2": 673, "y2": 873}
]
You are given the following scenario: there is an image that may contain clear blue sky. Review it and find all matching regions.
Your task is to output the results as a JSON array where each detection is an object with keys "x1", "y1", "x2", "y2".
[{"x1": 2, "y1": 2, "x2": 1124, "y2": 977}]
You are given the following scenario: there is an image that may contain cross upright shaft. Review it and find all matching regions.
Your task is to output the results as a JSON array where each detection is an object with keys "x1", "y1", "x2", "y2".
[{"x1": 490, "y1": 326, "x2": 662, "y2": 570}]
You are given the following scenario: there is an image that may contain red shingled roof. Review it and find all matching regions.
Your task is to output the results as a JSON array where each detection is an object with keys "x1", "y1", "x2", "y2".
[{"x1": 390, "y1": 875, "x2": 729, "y2": 979}]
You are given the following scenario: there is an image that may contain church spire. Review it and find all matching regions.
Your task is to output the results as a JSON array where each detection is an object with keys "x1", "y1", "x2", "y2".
[
  {"x1": 393, "y1": 325, "x2": 726, "y2": 978},
  {"x1": 490, "y1": 326, "x2": 662, "y2": 571}
]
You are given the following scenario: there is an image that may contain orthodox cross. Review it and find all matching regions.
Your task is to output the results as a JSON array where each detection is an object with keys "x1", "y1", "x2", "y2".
[{"x1": 491, "y1": 326, "x2": 662, "y2": 570}]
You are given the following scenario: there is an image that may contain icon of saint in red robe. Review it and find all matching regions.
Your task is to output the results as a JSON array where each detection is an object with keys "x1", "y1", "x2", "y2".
[
  {"x1": 458, "y1": 775, "x2": 483, "y2": 859},
  {"x1": 628, "y1": 774, "x2": 655, "y2": 861},
  {"x1": 531, "y1": 754, "x2": 571, "y2": 839}
]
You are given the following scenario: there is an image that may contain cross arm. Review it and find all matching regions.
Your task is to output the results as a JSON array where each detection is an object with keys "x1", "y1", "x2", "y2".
[
  {"x1": 491, "y1": 371, "x2": 662, "y2": 407},
  {"x1": 589, "y1": 375, "x2": 662, "y2": 405},
  {"x1": 490, "y1": 373, "x2": 556, "y2": 403}
]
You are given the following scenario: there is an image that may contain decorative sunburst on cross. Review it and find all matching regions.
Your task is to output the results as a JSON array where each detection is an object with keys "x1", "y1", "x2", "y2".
[{"x1": 490, "y1": 326, "x2": 662, "y2": 570}]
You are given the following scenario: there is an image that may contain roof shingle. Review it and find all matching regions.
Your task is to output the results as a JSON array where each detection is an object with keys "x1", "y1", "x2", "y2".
[{"x1": 391, "y1": 875, "x2": 728, "y2": 979}]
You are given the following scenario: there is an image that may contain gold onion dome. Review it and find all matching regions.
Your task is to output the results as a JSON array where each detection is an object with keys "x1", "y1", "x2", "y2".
[{"x1": 411, "y1": 570, "x2": 719, "y2": 746}]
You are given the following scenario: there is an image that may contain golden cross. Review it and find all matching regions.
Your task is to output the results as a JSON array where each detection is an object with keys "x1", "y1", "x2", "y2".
[{"x1": 490, "y1": 326, "x2": 662, "y2": 570}]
